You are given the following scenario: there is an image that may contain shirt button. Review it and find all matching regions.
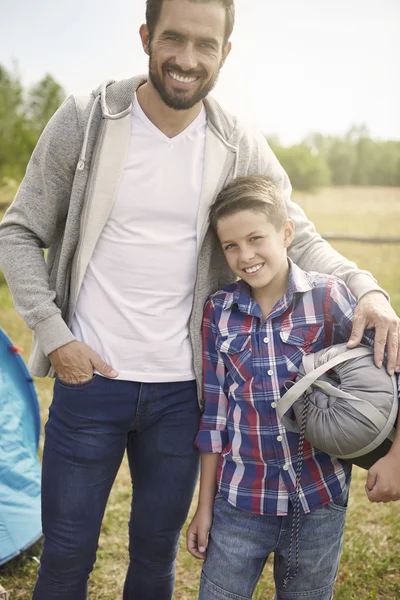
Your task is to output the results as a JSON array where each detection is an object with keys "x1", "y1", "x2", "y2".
[
  {"x1": 267, "y1": 369, "x2": 273, "y2": 376},
  {"x1": 283, "y1": 464, "x2": 289, "y2": 471},
  {"x1": 263, "y1": 337, "x2": 270, "y2": 344},
  {"x1": 271, "y1": 402, "x2": 277, "y2": 408},
  {"x1": 277, "y1": 435, "x2": 283, "y2": 442}
]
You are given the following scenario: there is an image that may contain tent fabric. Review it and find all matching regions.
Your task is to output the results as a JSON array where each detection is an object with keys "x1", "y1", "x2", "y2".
[{"x1": 0, "y1": 328, "x2": 42, "y2": 565}]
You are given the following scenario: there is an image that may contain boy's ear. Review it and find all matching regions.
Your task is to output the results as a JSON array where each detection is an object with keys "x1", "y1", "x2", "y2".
[{"x1": 283, "y1": 219, "x2": 295, "y2": 248}]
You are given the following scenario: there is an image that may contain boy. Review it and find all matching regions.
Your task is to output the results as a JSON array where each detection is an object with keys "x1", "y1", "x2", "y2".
[{"x1": 186, "y1": 175, "x2": 379, "y2": 599}]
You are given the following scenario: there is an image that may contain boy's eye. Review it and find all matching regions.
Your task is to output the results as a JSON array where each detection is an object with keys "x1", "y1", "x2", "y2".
[{"x1": 249, "y1": 236, "x2": 262, "y2": 242}]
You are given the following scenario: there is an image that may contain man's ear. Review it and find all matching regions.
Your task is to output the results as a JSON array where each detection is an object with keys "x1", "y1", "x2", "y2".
[
  {"x1": 139, "y1": 24, "x2": 150, "y2": 56},
  {"x1": 221, "y1": 41, "x2": 232, "y2": 66},
  {"x1": 284, "y1": 219, "x2": 295, "y2": 248}
]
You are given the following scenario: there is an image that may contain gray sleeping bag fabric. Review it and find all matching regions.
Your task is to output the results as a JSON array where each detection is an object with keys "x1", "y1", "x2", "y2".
[{"x1": 278, "y1": 344, "x2": 398, "y2": 470}]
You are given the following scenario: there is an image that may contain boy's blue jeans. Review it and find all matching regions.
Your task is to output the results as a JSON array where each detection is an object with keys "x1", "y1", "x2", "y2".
[
  {"x1": 32, "y1": 375, "x2": 201, "y2": 600},
  {"x1": 200, "y1": 486, "x2": 350, "y2": 600}
]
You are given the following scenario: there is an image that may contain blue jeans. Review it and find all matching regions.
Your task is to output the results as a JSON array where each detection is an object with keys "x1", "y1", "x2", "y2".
[
  {"x1": 200, "y1": 486, "x2": 350, "y2": 600},
  {"x1": 32, "y1": 376, "x2": 201, "y2": 600}
]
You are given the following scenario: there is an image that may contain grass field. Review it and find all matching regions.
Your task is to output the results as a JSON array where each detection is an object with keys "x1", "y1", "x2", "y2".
[{"x1": 0, "y1": 186, "x2": 399, "y2": 599}]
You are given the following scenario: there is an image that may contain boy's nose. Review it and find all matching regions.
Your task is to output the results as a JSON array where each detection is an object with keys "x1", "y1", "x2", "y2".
[{"x1": 239, "y1": 247, "x2": 257, "y2": 263}]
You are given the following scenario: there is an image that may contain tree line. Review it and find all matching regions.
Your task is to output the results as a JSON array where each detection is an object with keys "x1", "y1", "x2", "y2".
[
  {"x1": 1, "y1": 64, "x2": 399, "y2": 192},
  {"x1": 269, "y1": 127, "x2": 400, "y2": 191}
]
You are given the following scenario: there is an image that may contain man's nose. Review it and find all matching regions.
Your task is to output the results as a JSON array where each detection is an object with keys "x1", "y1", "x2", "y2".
[{"x1": 175, "y1": 43, "x2": 198, "y2": 72}]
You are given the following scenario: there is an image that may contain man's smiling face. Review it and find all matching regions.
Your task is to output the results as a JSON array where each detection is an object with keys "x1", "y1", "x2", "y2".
[{"x1": 142, "y1": 0, "x2": 231, "y2": 110}]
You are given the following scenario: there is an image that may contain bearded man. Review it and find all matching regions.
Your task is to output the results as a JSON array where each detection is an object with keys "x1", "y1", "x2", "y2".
[{"x1": 0, "y1": 1, "x2": 399, "y2": 599}]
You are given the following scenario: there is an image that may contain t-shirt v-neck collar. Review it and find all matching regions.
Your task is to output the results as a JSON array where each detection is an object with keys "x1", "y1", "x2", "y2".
[{"x1": 132, "y1": 93, "x2": 206, "y2": 144}]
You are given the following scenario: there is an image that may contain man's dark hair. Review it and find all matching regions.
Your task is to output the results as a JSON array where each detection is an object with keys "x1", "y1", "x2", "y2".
[{"x1": 145, "y1": 0, "x2": 235, "y2": 46}]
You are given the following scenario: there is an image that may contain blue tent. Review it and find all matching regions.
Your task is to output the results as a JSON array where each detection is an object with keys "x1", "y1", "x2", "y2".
[{"x1": 0, "y1": 327, "x2": 42, "y2": 565}]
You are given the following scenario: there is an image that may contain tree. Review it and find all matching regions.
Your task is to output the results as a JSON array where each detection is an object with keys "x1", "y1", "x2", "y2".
[
  {"x1": 325, "y1": 139, "x2": 356, "y2": 186},
  {"x1": 0, "y1": 65, "x2": 65, "y2": 181},
  {"x1": 0, "y1": 65, "x2": 30, "y2": 179},
  {"x1": 371, "y1": 141, "x2": 400, "y2": 186},
  {"x1": 272, "y1": 144, "x2": 331, "y2": 191},
  {"x1": 28, "y1": 74, "x2": 66, "y2": 136}
]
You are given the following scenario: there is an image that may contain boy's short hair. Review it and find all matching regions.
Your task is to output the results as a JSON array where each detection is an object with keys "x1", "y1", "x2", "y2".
[{"x1": 209, "y1": 175, "x2": 288, "y2": 232}]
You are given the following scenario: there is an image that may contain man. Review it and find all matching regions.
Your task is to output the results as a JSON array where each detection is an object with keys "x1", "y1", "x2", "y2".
[{"x1": 0, "y1": 0, "x2": 399, "y2": 598}]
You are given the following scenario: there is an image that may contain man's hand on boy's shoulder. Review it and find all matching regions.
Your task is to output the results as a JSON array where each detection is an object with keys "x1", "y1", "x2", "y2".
[
  {"x1": 365, "y1": 454, "x2": 400, "y2": 503},
  {"x1": 347, "y1": 291, "x2": 400, "y2": 376}
]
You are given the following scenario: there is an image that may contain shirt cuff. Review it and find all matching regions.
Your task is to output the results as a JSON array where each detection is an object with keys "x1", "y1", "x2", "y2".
[
  {"x1": 196, "y1": 429, "x2": 229, "y2": 453},
  {"x1": 33, "y1": 312, "x2": 77, "y2": 356},
  {"x1": 347, "y1": 272, "x2": 389, "y2": 302}
]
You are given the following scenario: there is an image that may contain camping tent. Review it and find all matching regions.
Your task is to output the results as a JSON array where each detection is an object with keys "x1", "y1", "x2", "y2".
[{"x1": 0, "y1": 327, "x2": 42, "y2": 565}]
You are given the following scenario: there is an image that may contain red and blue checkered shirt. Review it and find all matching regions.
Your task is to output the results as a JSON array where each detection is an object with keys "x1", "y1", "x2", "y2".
[{"x1": 196, "y1": 259, "x2": 376, "y2": 516}]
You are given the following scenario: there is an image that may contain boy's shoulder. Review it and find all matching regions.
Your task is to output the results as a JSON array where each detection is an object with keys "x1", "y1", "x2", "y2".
[
  {"x1": 303, "y1": 269, "x2": 344, "y2": 289},
  {"x1": 291, "y1": 262, "x2": 353, "y2": 299}
]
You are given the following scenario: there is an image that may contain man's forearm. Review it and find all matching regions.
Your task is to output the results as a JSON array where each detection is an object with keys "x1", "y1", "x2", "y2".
[{"x1": 286, "y1": 197, "x2": 388, "y2": 300}]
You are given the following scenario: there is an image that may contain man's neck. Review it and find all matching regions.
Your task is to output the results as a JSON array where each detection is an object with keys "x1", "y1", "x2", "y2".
[{"x1": 136, "y1": 81, "x2": 203, "y2": 139}]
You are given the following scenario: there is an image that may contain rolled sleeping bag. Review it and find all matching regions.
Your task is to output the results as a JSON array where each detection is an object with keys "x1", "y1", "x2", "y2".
[{"x1": 277, "y1": 344, "x2": 398, "y2": 470}]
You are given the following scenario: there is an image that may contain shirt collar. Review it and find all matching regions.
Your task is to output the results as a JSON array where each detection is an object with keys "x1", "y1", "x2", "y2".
[
  {"x1": 222, "y1": 258, "x2": 314, "y2": 316},
  {"x1": 286, "y1": 258, "x2": 315, "y2": 296}
]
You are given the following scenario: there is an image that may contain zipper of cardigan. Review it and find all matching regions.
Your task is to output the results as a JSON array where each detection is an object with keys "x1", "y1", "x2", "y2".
[
  {"x1": 67, "y1": 118, "x2": 107, "y2": 326},
  {"x1": 197, "y1": 137, "x2": 237, "y2": 249}
]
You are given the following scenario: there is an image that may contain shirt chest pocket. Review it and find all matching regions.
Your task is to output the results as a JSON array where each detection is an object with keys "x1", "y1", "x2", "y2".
[
  {"x1": 217, "y1": 334, "x2": 253, "y2": 383},
  {"x1": 279, "y1": 323, "x2": 324, "y2": 373}
]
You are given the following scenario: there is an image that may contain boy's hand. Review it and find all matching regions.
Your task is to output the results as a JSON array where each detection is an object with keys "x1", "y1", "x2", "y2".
[
  {"x1": 186, "y1": 507, "x2": 213, "y2": 560},
  {"x1": 365, "y1": 454, "x2": 400, "y2": 502}
]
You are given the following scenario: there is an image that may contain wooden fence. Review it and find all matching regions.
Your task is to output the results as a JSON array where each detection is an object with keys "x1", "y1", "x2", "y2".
[{"x1": 322, "y1": 234, "x2": 400, "y2": 244}]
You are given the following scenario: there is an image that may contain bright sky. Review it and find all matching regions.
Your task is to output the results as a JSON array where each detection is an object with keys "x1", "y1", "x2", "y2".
[{"x1": 1, "y1": 0, "x2": 399, "y2": 144}]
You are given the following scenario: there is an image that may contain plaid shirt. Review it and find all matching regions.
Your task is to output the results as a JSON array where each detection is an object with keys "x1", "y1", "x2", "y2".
[{"x1": 196, "y1": 259, "x2": 377, "y2": 516}]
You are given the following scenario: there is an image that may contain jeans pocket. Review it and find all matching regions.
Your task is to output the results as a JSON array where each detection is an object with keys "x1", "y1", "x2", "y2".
[
  {"x1": 56, "y1": 374, "x2": 98, "y2": 389},
  {"x1": 327, "y1": 486, "x2": 350, "y2": 513}
]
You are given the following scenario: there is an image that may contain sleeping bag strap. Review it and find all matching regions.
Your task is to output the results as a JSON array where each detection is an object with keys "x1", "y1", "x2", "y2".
[
  {"x1": 281, "y1": 345, "x2": 372, "y2": 588},
  {"x1": 277, "y1": 346, "x2": 373, "y2": 432}
]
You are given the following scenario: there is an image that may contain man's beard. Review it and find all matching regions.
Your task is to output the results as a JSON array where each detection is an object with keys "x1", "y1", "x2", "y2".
[{"x1": 148, "y1": 53, "x2": 221, "y2": 111}]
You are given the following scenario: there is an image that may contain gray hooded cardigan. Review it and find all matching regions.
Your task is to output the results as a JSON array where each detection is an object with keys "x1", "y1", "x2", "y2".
[{"x1": 0, "y1": 76, "x2": 383, "y2": 401}]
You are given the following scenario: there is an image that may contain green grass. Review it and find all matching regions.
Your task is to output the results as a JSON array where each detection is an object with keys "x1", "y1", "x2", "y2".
[{"x1": 0, "y1": 187, "x2": 399, "y2": 599}]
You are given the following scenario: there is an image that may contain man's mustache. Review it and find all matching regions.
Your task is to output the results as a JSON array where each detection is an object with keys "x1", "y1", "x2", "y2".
[{"x1": 163, "y1": 64, "x2": 205, "y2": 78}]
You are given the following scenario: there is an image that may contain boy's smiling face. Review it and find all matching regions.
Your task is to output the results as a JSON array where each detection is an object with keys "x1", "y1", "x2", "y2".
[{"x1": 217, "y1": 209, "x2": 295, "y2": 299}]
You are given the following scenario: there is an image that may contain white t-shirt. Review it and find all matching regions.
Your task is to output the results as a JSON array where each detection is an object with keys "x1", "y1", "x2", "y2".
[{"x1": 71, "y1": 95, "x2": 207, "y2": 381}]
